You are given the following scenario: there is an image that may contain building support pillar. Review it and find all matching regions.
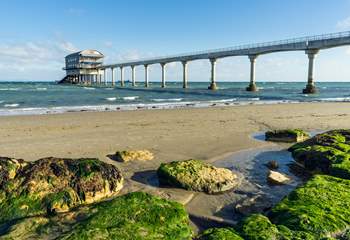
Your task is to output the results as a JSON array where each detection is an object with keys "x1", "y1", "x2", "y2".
[
  {"x1": 111, "y1": 68, "x2": 115, "y2": 86},
  {"x1": 246, "y1": 55, "x2": 258, "y2": 92},
  {"x1": 182, "y1": 61, "x2": 188, "y2": 88},
  {"x1": 144, "y1": 64, "x2": 149, "y2": 87},
  {"x1": 131, "y1": 66, "x2": 136, "y2": 87},
  {"x1": 208, "y1": 58, "x2": 217, "y2": 90},
  {"x1": 303, "y1": 49, "x2": 319, "y2": 94},
  {"x1": 120, "y1": 66, "x2": 124, "y2": 87},
  {"x1": 103, "y1": 69, "x2": 106, "y2": 85},
  {"x1": 161, "y1": 63, "x2": 166, "y2": 88}
]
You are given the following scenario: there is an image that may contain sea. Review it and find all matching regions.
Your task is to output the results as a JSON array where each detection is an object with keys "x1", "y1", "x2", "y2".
[{"x1": 0, "y1": 81, "x2": 350, "y2": 116}]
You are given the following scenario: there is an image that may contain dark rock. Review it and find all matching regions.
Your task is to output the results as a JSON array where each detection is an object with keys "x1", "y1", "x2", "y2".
[{"x1": 265, "y1": 129, "x2": 310, "y2": 143}]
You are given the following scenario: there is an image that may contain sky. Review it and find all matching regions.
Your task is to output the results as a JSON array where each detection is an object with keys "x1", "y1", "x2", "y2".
[{"x1": 1, "y1": 0, "x2": 350, "y2": 82}]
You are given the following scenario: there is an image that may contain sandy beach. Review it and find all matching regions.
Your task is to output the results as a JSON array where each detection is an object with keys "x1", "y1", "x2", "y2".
[{"x1": 1, "y1": 102, "x2": 350, "y2": 232}]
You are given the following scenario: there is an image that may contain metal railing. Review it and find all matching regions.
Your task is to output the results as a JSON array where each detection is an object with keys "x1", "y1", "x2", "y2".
[{"x1": 105, "y1": 31, "x2": 350, "y2": 66}]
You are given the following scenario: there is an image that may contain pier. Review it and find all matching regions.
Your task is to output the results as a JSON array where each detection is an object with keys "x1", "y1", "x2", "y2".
[{"x1": 60, "y1": 31, "x2": 350, "y2": 94}]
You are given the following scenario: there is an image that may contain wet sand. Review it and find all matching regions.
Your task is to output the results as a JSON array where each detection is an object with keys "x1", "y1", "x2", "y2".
[{"x1": 1, "y1": 102, "x2": 350, "y2": 231}]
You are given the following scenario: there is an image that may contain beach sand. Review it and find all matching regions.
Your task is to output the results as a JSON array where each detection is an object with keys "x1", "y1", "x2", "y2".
[{"x1": 1, "y1": 102, "x2": 350, "y2": 231}]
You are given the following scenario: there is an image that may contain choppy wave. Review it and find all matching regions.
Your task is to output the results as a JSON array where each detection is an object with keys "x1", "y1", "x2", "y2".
[
  {"x1": 152, "y1": 98, "x2": 183, "y2": 102},
  {"x1": 106, "y1": 97, "x2": 117, "y2": 101},
  {"x1": 122, "y1": 96, "x2": 139, "y2": 101},
  {"x1": 319, "y1": 97, "x2": 350, "y2": 102},
  {"x1": 4, "y1": 103, "x2": 19, "y2": 107},
  {"x1": 209, "y1": 98, "x2": 237, "y2": 103},
  {"x1": 36, "y1": 87, "x2": 47, "y2": 91},
  {"x1": 0, "y1": 88, "x2": 21, "y2": 91}
]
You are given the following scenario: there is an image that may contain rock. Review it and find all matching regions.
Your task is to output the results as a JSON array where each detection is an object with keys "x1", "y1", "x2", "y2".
[
  {"x1": 114, "y1": 150, "x2": 154, "y2": 162},
  {"x1": 0, "y1": 157, "x2": 123, "y2": 223},
  {"x1": 157, "y1": 159, "x2": 239, "y2": 194},
  {"x1": 266, "y1": 160, "x2": 279, "y2": 170},
  {"x1": 197, "y1": 227, "x2": 243, "y2": 240},
  {"x1": 270, "y1": 175, "x2": 350, "y2": 238},
  {"x1": 235, "y1": 195, "x2": 273, "y2": 216},
  {"x1": 288, "y1": 129, "x2": 350, "y2": 179},
  {"x1": 0, "y1": 157, "x2": 27, "y2": 187},
  {"x1": 0, "y1": 192, "x2": 193, "y2": 240},
  {"x1": 267, "y1": 170, "x2": 291, "y2": 185},
  {"x1": 265, "y1": 129, "x2": 310, "y2": 143}
]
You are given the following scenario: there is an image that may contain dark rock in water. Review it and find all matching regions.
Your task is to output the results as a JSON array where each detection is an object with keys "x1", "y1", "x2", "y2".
[
  {"x1": 265, "y1": 129, "x2": 310, "y2": 143},
  {"x1": 266, "y1": 160, "x2": 279, "y2": 170},
  {"x1": 0, "y1": 157, "x2": 123, "y2": 223},
  {"x1": 1, "y1": 192, "x2": 193, "y2": 240},
  {"x1": 197, "y1": 227, "x2": 243, "y2": 240},
  {"x1": 288, "y1": 129, "x2": 350, "y2": 179},
  {"x1": 235, "y1": 194, "x2": 273, "y2": 216},
  {"x1": 157, "y1": 159, "x2": 239, "y2": 194}
]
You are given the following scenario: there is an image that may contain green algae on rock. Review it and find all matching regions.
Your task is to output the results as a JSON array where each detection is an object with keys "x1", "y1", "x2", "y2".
[
  {"x1": 157, "y1": 159, "x2": 239, "y2": 194},
  {"x1": 197, "y1": 227, "x2": 243, "y2": 240},
  {"x1": 265, "y1": 129, "x2": 310, "y2": 143},
  {"x1": 114, "y1": 150, "x2": 154, "y2": 162},
  {"x1": 0, "y1": 157, "x2": 27, "y2": 188},
  {"x1": 1, "y1": 192, "x2": 193, "y2": 240},
  {"x1": 270, "y1": 174, "x2": 350, "y2": 238},
  {"x1": 289, "y1": 129, "x2": 350, "y2": 179},
  {"x1": 0, "y1": 157, "x2": 123, "y2": 224}
]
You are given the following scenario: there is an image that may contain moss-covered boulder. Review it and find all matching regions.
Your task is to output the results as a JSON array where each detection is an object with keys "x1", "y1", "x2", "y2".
[
  {"x1": 197, "y1": 227, "x2": 243, "y2": 240},
  {"x1": 237, "y1": 214, "x2": 315, "y2": 240},
  {"x1": 0, "y1": 157, "x2": 27, "y2": 188},
  {"x1": 270, "y1": 174, "x2": 350, "y2": 238},
  {"x1": 0, "y1": 157, "x2": 123, "y2": 223},
  {"x1": 114, "y1": 150, "x2": 154, "y2": 162},
  {"x1": 288, "y1": 129, "x2": 350, "y2": 179},
  {"x1": 0, "y1": 192, "x2": 193, "y2": 240},
  {"x1": 157, "y1": 159, "x2": 239, "y2": 194},
  {"x1": 265, "y1": 129, "x2": 310, "y2": 143}
]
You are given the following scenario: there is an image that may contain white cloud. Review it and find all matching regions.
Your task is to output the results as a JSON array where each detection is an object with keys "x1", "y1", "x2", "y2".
[
  {"x1": 336, "y1": 16, "x2": 350, "y2": 29},
  {"x1": 0, "y1": 39, "x2": 78, "y2": 80}
]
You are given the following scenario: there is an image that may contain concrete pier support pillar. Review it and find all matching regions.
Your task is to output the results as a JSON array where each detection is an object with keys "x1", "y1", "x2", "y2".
[
  {"x1": 103, "y1": 69, "x2": 106, "y2": 85},
  {"x1": 303, "y1": 49, "x2": 319, "y2": 94},
  {"x1": 144, "y1": 64, "x2": 149, "y2": 87},
  {"x1": 120, "y1": 67, "x2": 124, "y2": 87},
  {"x1": 182, "y1": 61, "x2": 188, "y2": 89},
  {"x1": 111, "y1": 68, "x2": 115, "y2": 86},
  {"x1": 208, "y1": 58, "x2": 217, "y2": 90},
  {"x1": 131, "y1": 66, "x2": 136, "y2": 87},
  {"x1": 161, "y1": 63, "x2": 166, "y2": 88},
  {"x1": 246, "y1": 55, "x2": 258, "y2": 92}
]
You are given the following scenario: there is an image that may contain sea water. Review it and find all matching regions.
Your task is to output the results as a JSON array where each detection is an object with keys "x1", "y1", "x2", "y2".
[{"x1": 0, "y1": 81, "x2": 350, "y2": 116}]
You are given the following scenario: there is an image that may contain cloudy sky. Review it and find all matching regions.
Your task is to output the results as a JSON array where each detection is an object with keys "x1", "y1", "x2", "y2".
[{"x1": 1, "y1": 0, "x2": 350, "y2": 82}]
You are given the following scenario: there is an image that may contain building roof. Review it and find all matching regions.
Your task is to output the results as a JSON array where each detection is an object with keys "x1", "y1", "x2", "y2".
[{"x1": 65, "y1": 49, "x2": 104, "y2": 59}]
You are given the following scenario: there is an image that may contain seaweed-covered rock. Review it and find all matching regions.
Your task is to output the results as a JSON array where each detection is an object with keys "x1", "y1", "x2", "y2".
[
  {"x1": 265, "y1": 129, "x2": 310, "y2": 143},
  {"x1": 114, "y1": 150, "x2": 154, "y2": 162},
  {"x1": 0, "y1": 157, "x2": 123, "y2": 223},
  {"x1": 288, "y1": 129, "x2": 350, "y2": 179},
  {"x1": 238, "y1": 214, "x2": 315, "y2": 240},
  {"x1": 270, "y1": 174, "x2": 350, "y2": 238},
  {"x1": 157, "y1": 159, "x2": 239, "y2": 194},
  {"x1": 0, "y1": 157, "x2": 27, "y2": 188},
  {"x1": 197, "y1": 227, "x2": 243, "y2": 240},
  {"x1": 1, "y1": 192, "x2": 193, "y2": 240}
]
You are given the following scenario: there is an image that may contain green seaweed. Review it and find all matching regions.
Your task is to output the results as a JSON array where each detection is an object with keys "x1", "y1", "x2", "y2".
[
  {"x1": 197, "y1": 227, "x2": 243, "y2": 240},
  {"x1": 270, "y1": 175, "x2": 350, "y2": 238},
  {"x1": 265, "y1": 129, "x2": 310, "y2": 142},
  {"x1": 239, "y1": 214, "x2": 280, "y2": 240}
]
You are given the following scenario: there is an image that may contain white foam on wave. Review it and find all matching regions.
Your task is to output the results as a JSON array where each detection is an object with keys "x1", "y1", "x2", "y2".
[
  {"x1": 245, "y1": 97, "x2": 260, "y2": 101},
  {"x1": 208, "y1": 98, "x2": 237, "y2": 103},
  {"x1": 106, "y1": 97, "x2": 117, "y2": 101},
  {"x1": 36, "y1": 87, "x2": 47, "y2": 91},
  {"x1": 152, "y1": 98, "x2": 183, "y2": 102},
  {"x1": 319, "y1": 97, "x2": 350, "y2": 102},
  {"x1": 83, "y1": 87, "x2": 95, "y2": 90},
  {"x1": 4, "y1": 103, "x2": 19, "y2": 107},
  {"x1": 0, "y1": 88, "x2": 21, "y2": 91},
  {"x1": 122, "y1": 96, "x2": 139, "y2": 101}
]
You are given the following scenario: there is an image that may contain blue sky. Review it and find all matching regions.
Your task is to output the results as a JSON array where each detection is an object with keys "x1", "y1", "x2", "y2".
[{"x1": 1, "y1": 0, "x2": 350, "y2": 82}]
